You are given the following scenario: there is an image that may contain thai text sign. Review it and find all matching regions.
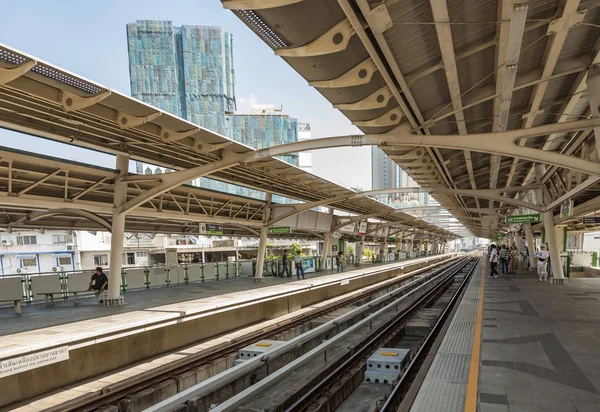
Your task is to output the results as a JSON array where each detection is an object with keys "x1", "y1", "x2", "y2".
[
  {"x1": 0, "y1": 346, "x2": 69, "y2": 379},
  {"x1": 200, "y1": 223, "x2": 223, "y2": 235},
  {"x1": 506, "y1": 214, "x2": 541, "y2": 224},
  {"x1": 268, "y1": 226, "x2": 291, "y2": 235}
]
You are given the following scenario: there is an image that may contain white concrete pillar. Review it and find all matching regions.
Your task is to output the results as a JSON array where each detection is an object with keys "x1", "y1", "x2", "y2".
[
  {"x1": 543, "y1": 210, "x2": 565, "y2": 281},
  {"x1": 255, "y1": 227, "x2": 268, "y2": 280},
  {"x1": 107, "y1": 154, "x2": 128, "y2": 305},
  {"x1": 587, "y1": 64, "x2": 600, "y2": 160},
  {"x1": 356, "y1": 235, "x2": 365, "y2": 266},
  {"x1": 321, "y1": 235, "x2": 331, "y2": 270},
  {"x1": 525, "y1": 223, "x2": 536, "y2": 269},
  {"x1": 320, "y1": 208, "x2": 334, "y2": 270},
  {"x1": 255, "y1": 193, "x2": 272, "y2": 281}
]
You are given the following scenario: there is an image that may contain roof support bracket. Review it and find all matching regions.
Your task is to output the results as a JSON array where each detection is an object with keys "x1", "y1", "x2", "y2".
[
  {"x1": 276, "y1": 19, "x2": 355, "y2": 57},
  {"x1": 334, "y1": 86, "x2": 392, "y2": 110},
  {"x1": 353, "y1": 107, "x2": 403, "y2": 127},
  {"x1": 195, "y1": 141, "x2": 233, "y2": 153},
  {"x1": 60, "y1": 90, "x2": 111, "y2": 112},
  {"x1": 0, "y1": 60, "x2": 37, "y2": 85},
  {"x1": 160, "y1": 127, "x2": 200, "y2": 143},
  {"x1": 547, "y1": 10, "x2": 586, "y2": 34},
  {"x1": 310, "y1": 58, "x2": 378, "y2": 88},
  {"x1": 117, "y1": 111, "x2": 161, "y2": 129}
]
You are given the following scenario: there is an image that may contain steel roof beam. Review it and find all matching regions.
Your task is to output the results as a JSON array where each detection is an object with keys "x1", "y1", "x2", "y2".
[
  {"x1": 507, "y1": 0, "x2": 585, "y2": 188},
  {"x1": 430, "y1": 0, "x2": 477, "y2": 198}
]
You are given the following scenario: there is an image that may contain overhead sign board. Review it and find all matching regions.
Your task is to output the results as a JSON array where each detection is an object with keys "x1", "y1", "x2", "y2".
[
  {"x1": 560, "y1": 200, "x2": 573, "y2": 218},
  {"x1": 582, "y1": 217, "x2": 600, "y2": 224},
  {"x1": 506, "y1": 214, "x2": 541, "y2": 224},
  {"x1": 268, "y1": 226, "x2": 291, "y2": 235},
  {"x1": 358, "y1": 221, "x2": 368, "y2": 236},
  {"x1": 199, "y1": 223, "x2": 223, "y2": 235}
]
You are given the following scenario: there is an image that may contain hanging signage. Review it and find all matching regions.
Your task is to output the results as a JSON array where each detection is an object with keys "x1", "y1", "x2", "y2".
[
  {"x1": 332, "y1": 245, "x2": 338, "y2": 252},
  {"x1": 560, "y1": 200, "x2": 573, "y2": 218},
  {"x1": 582, "y1": 217, "x2": 600, "y2": 224},
  {"x1": 506, "y1": 214, "x2": 541, "y2": 224},
  {"x1": 358, "y1": 221, "x2": 368, "y2": 236},
  {"x1": 199, "y1": 223, "x2": 223, "y2": 235},
  {"x1": 387, "y1": 237, "x2": 397, "y2": 243},
  {"x1": 268, "y1": 226, "x2": 291, "y2": 235}
]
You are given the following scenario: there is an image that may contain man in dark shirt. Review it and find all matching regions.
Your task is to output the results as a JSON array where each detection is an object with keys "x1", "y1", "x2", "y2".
[
  {"x1": 88, "y1": 267, "x2": 108, "y2": 303},
  {"x1": 281, "y1": 250, "x2": 291, "y2": 278}
]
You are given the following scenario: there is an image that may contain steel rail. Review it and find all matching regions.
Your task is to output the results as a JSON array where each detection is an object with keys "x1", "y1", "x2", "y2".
[
  {"x1": 38, "y1": 256, "x2": 459, "y2": 412},
  {"x1": 379, "y1": 257, "x2": 480, "y2": 411},
  {"x1": 282, "y1": 257, "x2": 477, "y2": 412}
]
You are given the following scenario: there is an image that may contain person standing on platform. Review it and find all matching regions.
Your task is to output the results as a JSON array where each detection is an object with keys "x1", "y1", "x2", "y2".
[
  {"x1": 536, "y1": 244, "x2": 550, "y2": 282},
  {"x1": 336, "y1": 251, "x2": 344, "y2": 272},
  {"x1": 489, "y1": 244, "x2": 499, "y2": 278},
  {"x1": 499, "y1": 245, "x2": 509, "y2": 274},
  {"x1": 508, "y1": 244, "x2": 519, "y2": 274},
  {"x1": 295, "y1": 252, "x2": 305, "y2": 279},
  {"x1": 281, "y1": 249, "x2": 291, "y2": 278}
]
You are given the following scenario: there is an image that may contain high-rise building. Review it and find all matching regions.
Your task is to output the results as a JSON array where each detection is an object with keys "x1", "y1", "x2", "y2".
[
  {"x1": 297, "y1": 122, "x2": 312, "y2": 173},
  {"x1": 127, "y1": 21, "x2": 235, "y2": 136},
  {"x1": 371, "y1": 147, "x2": 397, "y2": 190},
  {"x1": 127, "y1": 21, "x2": 301, "y2": 202}
]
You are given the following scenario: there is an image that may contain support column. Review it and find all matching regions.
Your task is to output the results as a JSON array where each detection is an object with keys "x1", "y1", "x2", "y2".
[
  {"x1": 320, "y1": 208, "x2": 334, "y2": 270},
  {"x1": 525, "y1": 223, "x2": 536, "y2": 269},
  {"x1": 106, "y1": 154, "x2": 128, "y2": 305},
  {"x1": 543, "y1": 210, "x2": 566, "y2": 282},
  {"x1": 255, "y1": 193, "x2": 272, "y2": 282},
  {"x1": 355, "y1": 235, "x2": 365, "y2": 267},
  {"x1": 587, "y1": 64, "x2": 600, "y2": 160}
]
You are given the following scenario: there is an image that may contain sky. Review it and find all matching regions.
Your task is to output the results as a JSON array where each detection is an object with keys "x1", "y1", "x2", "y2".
[{"x1": 0, "y1": 0, "x2": 372, "y2": 190}]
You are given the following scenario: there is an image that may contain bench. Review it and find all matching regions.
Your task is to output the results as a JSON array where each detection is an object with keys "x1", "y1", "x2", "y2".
[
  {"x1": 0, "y1": 299, "x2": 23, "y2": 314},
  {"x1": 0, "y1": 277, "x2": 25, "y2": 315},
  {"x1": 36, "y1": 290, "x2": 96, "y2": 306}
]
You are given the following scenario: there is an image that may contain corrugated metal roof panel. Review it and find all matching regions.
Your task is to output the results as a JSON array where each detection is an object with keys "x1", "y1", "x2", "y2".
[
  {"x1": 457, "y1": 47, "x2": 496, "y2": 94},
  {"x1": 385, "y1": 0, "x2": 441, "y2": 74},
  {"x1": 448, "y1": 0, "x2": 498, "y2": 52},
  {"x1": 410, "y1": 69, "x2": 452, "y2": 114}
]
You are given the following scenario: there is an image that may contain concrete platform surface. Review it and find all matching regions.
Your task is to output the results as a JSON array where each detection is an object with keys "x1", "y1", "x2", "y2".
[
  {"x1": 0, "y1": 255, "x2": 447, "y2": 359},
  {"x1": 410, "y1": 256, "x2": 600, "y2": 412}
]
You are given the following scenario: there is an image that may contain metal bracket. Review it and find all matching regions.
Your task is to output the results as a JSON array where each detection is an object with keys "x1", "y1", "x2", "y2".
[
  {"x1": 195, "y1": 141, "x2": 233, "y2": 153},
  {"x1": 0, "y1": 60, "x2": 37, "y2": 85},
  {"x1": 117, "y1": 111, "x2": 162, "y2": 129},
  {"x1": 160, "y1": 127, "x2": 200, "y2": 142},
  {"x1": 309, "y1": 58, "x2": 378, "y2": 88},
  {"x1": 60, "y1": 90, "x2": 111, "y2": 112},
  {"x1": 368, "y1": 4, "x2": 393, "y2": 34},
  {"x1": 521, "y1": 109, "x2": 544, "y2": 121},
  {"x1": 276, "y1": 19, "x2": 356, "y2": 57},
  {"x1": 547, "y1": 10, "x2": 586, "y2": 34},
  {"x1": 222, "y1": 0, "x2": 304, "y2": 9},
  {"x1": 353, "y1": 107, "x2": 403, "y2": 127},
  {"x1": 334, "y1": 86, "x2": 392, "y2": 110}
]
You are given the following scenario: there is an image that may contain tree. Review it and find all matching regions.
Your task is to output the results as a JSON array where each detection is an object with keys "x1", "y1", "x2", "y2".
[{"x1": 348, "y1": 244, "x2": 354, "y2": 255}]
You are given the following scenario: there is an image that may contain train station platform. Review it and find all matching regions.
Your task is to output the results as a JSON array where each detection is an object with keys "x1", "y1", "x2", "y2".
[
  {"x1": 410, "y1": 256, "x2": 600, "y2": 412},
  {"x1": 0, "y1": 254, "x2": 450, "y2": 409}
]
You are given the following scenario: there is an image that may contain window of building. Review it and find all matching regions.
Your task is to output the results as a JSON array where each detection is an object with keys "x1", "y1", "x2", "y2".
[
  {"x1": 122, "y1": 252, "x2": 135, "y2": 265},
  {"x1": 58, "y1": 257, "x2": 72, "y2": 266},
  {"x1": 145, "y1": 167, "x2": 153, "y2": 175},
  {"x1": 93, "y1": 254, "x2": 108, "y2": 266},
  {"x1": 52, "y1": 234, "x2": 73, "y2": 244},
  {"x1": 16, "y1": 235, "x2": 37, "y2": 245},
  {"x1": 135, "y1": 251, "x2": 148, "y2": 258},
  {"x1": 22, "y1": 257, "x2": 37, "y2": 267}
]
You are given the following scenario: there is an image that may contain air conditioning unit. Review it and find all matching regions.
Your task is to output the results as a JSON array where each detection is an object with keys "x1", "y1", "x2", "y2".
[{"x1": 52, "y1": 266, "x2": 64, "y2": 272}]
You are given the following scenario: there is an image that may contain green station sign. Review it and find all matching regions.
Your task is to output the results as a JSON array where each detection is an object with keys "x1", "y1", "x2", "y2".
[
  {"x1": 506, "y1": 214, "x2": 541, "y2": 224},
  {"x1": 268, "y1": 226, "x2": 291, "y2": 235}
]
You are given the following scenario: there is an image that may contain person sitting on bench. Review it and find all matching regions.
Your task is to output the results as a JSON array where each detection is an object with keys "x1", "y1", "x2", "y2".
[{"x1": 88, "y1": 267, "x2": 108, "y2": 303}]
